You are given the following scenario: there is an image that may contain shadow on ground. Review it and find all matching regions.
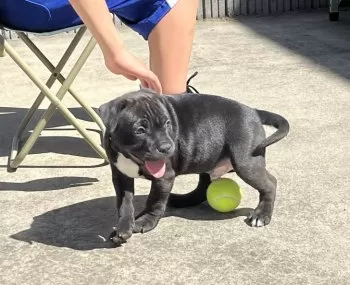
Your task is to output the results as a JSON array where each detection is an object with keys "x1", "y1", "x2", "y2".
[
  {"x1": 0, "y1": 176, "x2": 99, "y2": 191},
  {"x1": 0, "y1": 106, "x2": 105, "y2": 168},
  {"x1": 10, "y1": 195, "x2": 252, "y2": 251}
]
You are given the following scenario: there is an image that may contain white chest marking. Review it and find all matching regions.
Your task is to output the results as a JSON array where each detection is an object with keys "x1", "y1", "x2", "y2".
[{"x1": 114, "y1": 153, "x2": 142, "y2": 178}]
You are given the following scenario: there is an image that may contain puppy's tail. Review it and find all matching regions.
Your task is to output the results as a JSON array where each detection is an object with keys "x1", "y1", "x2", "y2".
[
  {"x1": 254, "y1": 109, "x2": 290, "y2": 156},
  {"x1": 167, "y1": 173, "x2": 211, "y2": 208}
]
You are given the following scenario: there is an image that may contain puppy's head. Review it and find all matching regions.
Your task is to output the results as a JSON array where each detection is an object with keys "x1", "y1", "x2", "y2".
[{"x1": 99, "y1": 89, "x2": 177, "y2": 178}]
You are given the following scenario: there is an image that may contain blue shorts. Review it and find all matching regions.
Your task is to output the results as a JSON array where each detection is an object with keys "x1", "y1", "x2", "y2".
[
  {"x1": 0, "y1": 0, "x2": 178, "y2": 40},
  {"x1": 110, "y1": 0, "x2": 178, "y2": 40}
]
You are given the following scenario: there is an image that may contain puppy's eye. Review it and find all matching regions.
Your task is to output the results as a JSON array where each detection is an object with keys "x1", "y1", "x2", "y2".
[
  {"x1": 135, "y1": 126, "x2": 146, "y2": 135},
  {"x1": 165, "y1": 120, "x2": 171, "y2": 128}
]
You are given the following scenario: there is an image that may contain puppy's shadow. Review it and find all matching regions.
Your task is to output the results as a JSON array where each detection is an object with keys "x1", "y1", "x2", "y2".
[
  {"x1": 10, "y1": 195, "x2": 252, "y2": 251},
  {"x1": 0, "y1": 176, "x2": 99, "y2": 192},
  {"x1": 165, "y1": 203, "x2": 252, "y2": 221}
]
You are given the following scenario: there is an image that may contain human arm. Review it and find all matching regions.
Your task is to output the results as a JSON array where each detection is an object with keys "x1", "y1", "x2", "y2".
[{"x1": 69, "y1": 0, "x2": 162, "y2": 93}]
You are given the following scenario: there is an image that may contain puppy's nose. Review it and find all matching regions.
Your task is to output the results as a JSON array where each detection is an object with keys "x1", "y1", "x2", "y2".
[{"x1": 157, "y1": 143, "x2": 172, "y2": 154}]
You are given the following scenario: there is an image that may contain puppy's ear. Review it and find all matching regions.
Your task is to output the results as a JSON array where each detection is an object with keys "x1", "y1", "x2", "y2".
[
  {"x1": 98, "y1": 98, "x2": 127, "y2": 130},
  {"x1": 98, "y1": 102, "x2": 112, "y2": 127}
]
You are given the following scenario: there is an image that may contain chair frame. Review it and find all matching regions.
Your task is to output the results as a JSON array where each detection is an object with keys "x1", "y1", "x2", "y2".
[
  {"x1": 329, "y1": 0, "x2": 343, "y2": 21},
  {"x1": 0, "y1": 25, "x2": 108, "y2": 172}
]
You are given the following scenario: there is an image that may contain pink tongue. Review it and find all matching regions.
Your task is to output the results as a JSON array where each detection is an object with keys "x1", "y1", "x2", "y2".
[{"x1": 145, "y1": 160, "x2": 166, "y2": 178}]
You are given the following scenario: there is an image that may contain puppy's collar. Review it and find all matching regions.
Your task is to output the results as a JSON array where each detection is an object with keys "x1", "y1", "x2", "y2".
[{"x1": 123, "y1": 151, "x2": 143, "y2": 165}]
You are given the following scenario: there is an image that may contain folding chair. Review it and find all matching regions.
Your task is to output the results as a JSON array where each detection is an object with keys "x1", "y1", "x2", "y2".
[
  {"x1": 329, "y1": 0, "x2": 343, "y2": 21},
  {"x1": 0, "y1": 1, "x2": 116, "y2": 172}
]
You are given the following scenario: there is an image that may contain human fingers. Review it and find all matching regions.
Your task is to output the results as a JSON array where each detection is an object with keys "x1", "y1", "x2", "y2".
[
  {"x1": 140, "y1": 79, "x2": 149, "y2": 89},
  {"x1": 144, "y1": 71, "x2": 162, "y2": 94}
]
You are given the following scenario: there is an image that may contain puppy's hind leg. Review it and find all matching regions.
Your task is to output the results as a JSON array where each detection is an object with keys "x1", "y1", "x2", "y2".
[
  {"x1": 231, "y1": 152, "x2": 277, "y2": 227},
  {"x1": 167, "y1": 173, "x2": 211, "y2": 208}
]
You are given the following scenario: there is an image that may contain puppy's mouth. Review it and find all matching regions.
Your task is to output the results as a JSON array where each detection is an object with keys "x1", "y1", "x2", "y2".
[
  {"x1": 144, "y1": 160, "x2": 166, "y2": 178},
  {"x1": 126, "y1": 152, "x2": 166, "y2": 178}
]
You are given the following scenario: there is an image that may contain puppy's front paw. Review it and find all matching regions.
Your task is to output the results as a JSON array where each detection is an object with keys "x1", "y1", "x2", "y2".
[
  {"x1": 109, "y1": 229, "x2": 127, "y2": 246},
  {"x1": 133, "y1": 214, "x2": 160, "y2": 234},
  {"x1": 109, "y1": 217, "x2": 134, "y2": 246},
  {"x1": 246, "y1": 209, "x2": 272, "y2": 227}
]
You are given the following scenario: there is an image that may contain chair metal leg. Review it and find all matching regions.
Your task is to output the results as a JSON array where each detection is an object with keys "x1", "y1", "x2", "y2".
[
  {"x1": 4, "y1": 34, "x2": 108, "y2": 170},
  {"x1": 67, "y1": 88, "x2": 106, "y2": 133},
  {"x1": 329, "y1": 0, "x2": 340, "y2": 21},
  {"x1": 0, "y1": 32, "x2": 5, "y2": 57},
  {"x1": 18, "y1": 29, "x2": 106, "y2": 132},
  {"x1": 11, "y1": 28, "x2": 88, "y2": 159}
]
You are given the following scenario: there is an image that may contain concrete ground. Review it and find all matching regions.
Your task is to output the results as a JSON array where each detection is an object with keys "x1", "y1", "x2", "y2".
[{"x1": 1, "y1": 9, "x2": 350, "y2": 285}]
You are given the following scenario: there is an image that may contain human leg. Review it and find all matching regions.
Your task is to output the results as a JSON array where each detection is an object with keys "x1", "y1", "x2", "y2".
[{"x1": 147, "y1": 0, "x2": 199, "y2": 94}]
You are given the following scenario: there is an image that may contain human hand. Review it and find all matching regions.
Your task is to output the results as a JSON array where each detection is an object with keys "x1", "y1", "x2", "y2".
[
  {"x1": 104, "y1": 47, "x2": 162, "y2": 94},
  {"x1": 67, "y1": 1, "x2": 161, "y2": 92}
]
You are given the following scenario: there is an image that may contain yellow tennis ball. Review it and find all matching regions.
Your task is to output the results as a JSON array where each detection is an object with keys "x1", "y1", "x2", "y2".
[{"x1": 206, "y1": 178, "x2": 242, "y2": 213}]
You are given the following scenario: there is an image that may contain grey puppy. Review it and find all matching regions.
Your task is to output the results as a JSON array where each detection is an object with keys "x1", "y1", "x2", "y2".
[{"x1": 98, "y1": 89, "x2": 290, "y2": 246}]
